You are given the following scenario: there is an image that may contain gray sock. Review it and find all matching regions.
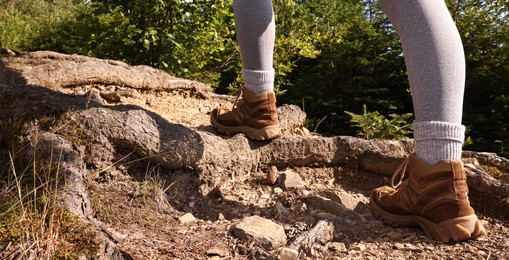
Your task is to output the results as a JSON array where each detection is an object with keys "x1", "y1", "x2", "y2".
[
  {"x1": 242, "y1": 69, "x2": 274, "y2": 94},
  {"x1": 413, "y1": 121, "x2": 465, "y2": 164}
]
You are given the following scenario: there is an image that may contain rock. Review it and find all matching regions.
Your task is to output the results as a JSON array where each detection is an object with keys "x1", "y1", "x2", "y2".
[
  {"x1": 277, "y1": 104, "x2": 307, "y2": 130},
  {"x1": 274, "y1": 202, "x2": 290, "y2": 218},
  {"x1": 100, "y1": 226, "x2": 127, "y2": 243},
  {"x1": 218, "y1": 213, "x2": 225, "y2": 221},
  {"x1": 303, "y1": 195, "x2": 365, "y2": 221},
  {"x1": 326, "y1": 191, "x2": 363, "y2": 211},
  {"x1": 290, "y1": 219, "x2": 334, "y2": 249},
  {"x1": 278, "y1": 170, "x2": 305, "y2": 190},
  {"x1": 223, "y1": 195, "x2": 238, "y2": 201},
  {"x1": 233, "y1": 216, "x2": 287, "y2": 250},
  {"x1": 274, "y1": 187, "x2": 284, "y2": 194},
  {"x1": 206, "y1": 247, "x2": 228, "y2": 257},
  {"x1": 294, "y1": 127, "x2": 311, "y2": 137},
  {"x1": 280, "y1": 247, "x2": 299, "y2": 260},
  {"x1": 477, "y1": 250, "x2": 487, "y2": 257},
  {"x1": 352, "y1": 244, "x2": 366, "y2": 251},
  {"x1": 266, "y1": 166, "x2": 279, "y2": 185},
  {"x1": 0, "y1": 48, "x2": 16, "y2": 56},
  {"x1": 100, "y1": 91, "x2": 122, "y2": 103},
  {"x1": 393, "y1": 243, "x2": 405, "y2": 250},
  {"x1": 365, "y1": 243, "x2": 378, "y2": 250},
  {"x1": 251, "y1": 246, "x2": 273, "y2": 260},
  {"x1": 260, "y1": 193, "x2": 271, "y2": 199},
  {"x1": 328, "y1": 242, "x2": 347, "y2": 252},
  {"x1": 178, "y1": 213, "x2": 197, "y2": 224}
]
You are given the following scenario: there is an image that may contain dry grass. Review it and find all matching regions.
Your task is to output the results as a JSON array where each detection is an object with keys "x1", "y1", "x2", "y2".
[{"x1": 0, "y1": 144, "x2": 98, "y2": 259}]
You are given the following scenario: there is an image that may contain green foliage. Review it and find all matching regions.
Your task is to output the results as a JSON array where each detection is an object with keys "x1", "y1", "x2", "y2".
[
  {"x1": 81, "y1": 0, "x2": 236, "y2": 82},
  {"x1": 0, "y1": 0, "x2": 86, "y2": 51},
  {"x1": 279, "y1": 0, "x2": 409, "y2": 136},
  {"x1": 345, "y1": 105, "x2": 413, "y2": 140},
  {"x1": 446, "y1": 0, "x2": 509, "y2": 157}
]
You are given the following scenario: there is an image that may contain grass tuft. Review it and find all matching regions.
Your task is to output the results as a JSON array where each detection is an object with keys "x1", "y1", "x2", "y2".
[{"x1": 0, "y1": 141, "x2": 99, "y2": 259}]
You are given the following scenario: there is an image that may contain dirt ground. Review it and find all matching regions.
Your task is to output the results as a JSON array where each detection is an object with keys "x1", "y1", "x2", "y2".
[{"x1": 75, "y1": 86, "x2": 509, "y2": 260}]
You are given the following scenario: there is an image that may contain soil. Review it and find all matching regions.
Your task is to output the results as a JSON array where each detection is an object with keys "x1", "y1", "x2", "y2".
[
  {"x1": 78, "y1": 79, "x2": 509, "y2": 259},
  {"x1": 1, "y1": 51, "x2": 508, "y2": 260}
]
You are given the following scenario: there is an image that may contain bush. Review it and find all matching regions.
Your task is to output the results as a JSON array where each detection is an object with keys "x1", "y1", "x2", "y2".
[
  {"x1": 345, "y1": 105, "x2": 413, "y2": 140},
  {"x1": 0, "y1": 0, "x2": 86, "y2": 51}
]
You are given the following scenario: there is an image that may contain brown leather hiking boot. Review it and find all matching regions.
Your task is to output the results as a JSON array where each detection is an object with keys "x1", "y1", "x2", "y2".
[
  {"x1": 210, "y1": 87, "x2": 281, "y2": 141},
  {"x1": 370, "y1": 155, "x2": 486, "y2": 242}
]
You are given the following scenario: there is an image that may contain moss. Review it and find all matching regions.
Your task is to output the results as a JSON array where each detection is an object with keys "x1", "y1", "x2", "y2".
[
  {"x1": 56, "y1": 209, "x2": 101, "y2": 259},
  {"x1": 481, "y1": 165, "x2": 504, "y2": 178}
]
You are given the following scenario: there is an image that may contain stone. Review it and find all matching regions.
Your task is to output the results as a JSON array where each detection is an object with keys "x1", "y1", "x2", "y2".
[
  {"x1": 217, "y1": 213, "x2": 225, "y2": 221},
  {"x1": 206, "y1": 247, "x2": 228, "y2": 257},
  {"x1": 280, "y1": 247, "x2": 299, "y2": 260},
  {"x1": 274, "y1": 187, "x2": 284, "y2": 194},
  {"x1": 233, "y1": 216, "x2": 287, "y2": 250},
  {"x1": 294, "y1": 127, "x2": 311, "y2": 137},
  {"x1": 278, "y1": 170, "x2": 305, "y2": 190},
  {"x1": 277, "y1": 104, "x2": 307, "y2": 130},
  {"x1": 393, "y1": 243, "x2": 405, "y2": 250},
  {"x1": 266, "y1": 166, "x2": 279, "y2": 185},
  {"x1": 304, "y1": 195, "x2": 365, "y2": 221},
  {"x1": 260, "y1": 193, "x2": 271, "y2": 199},
  {"x1": 326, "y1": 191, "x2": 362, "y2": 211},
  {"x1": 178, "y1": 213, "x2": 196, "y2": 224},
  {"x1": 328, "y1": 242, "x2": 347, "y2": 252},
  {"x1": 251, "y1": 246, "x2": 273, "y2": 260},
  {"x1": 274, "y1": 202, "x2": 290, "y2": 218},
  {"x1": 352, "y1": 244, "x2": 366, "y2": 251},
  {"x1": 223, "y1": 195, "x2": 238, "y2": 202},
  {"x1": 365, "y1": 243, "x2": 378, "y2": 250},
  {"x1": 100, "y1": 226, "x2": 127, "y2": 243}
]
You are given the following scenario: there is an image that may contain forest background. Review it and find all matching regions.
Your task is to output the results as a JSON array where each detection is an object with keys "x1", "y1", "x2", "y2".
[{"x1": 1, "y1": 0, "x2": 508, "y2": 157}]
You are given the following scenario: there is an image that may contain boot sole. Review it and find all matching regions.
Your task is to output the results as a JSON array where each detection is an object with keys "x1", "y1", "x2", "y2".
[
  {"x1": 370, "y1": 191, "x2": 486, "y2": 242},
  {"x1": 210, "y1": 114, "x2": 281, "y2": 141}
]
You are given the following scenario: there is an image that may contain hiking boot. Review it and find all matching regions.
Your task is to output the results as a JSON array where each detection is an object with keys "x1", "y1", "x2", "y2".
[
  {"x1": 370, "y1": 155, "x2": 486, "y2": 242},
  {"x1": 210, "y1": 87, "x2": 281, "y2": 141}
]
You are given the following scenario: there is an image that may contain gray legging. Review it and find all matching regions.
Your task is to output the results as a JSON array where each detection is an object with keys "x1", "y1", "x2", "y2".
[{"x1": 233, "y1": 0, "x2": 466, "y2": 163}]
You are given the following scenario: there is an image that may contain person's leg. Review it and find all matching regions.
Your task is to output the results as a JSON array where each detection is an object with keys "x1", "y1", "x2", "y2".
[
  {"x1": 383, "y1": 0, "x2": 465, "y2": 165},
  {"x1": 210, "y1": 0, "x2": 280, "y2": 140},
  {"x1": 234, "y1": 0, "x2": 275, "y2": 94},
  {"x1": 370, "y1": 0, "x2": 486, "y2": 242}
]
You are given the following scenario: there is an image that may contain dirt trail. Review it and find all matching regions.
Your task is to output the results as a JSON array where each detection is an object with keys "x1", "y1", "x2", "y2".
[
  {"x1": 0, "y1": 51, "x2": 508, "y2": 259},
  {"x1": 85, "y1": 86, "x2": 509, "y2": 259}
]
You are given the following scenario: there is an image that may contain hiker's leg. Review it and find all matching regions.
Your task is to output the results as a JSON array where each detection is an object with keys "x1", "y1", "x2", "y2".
[
  {"x1": 210, "y1": 0, "x2": 280, "y2": 140},
  {"x1": 381, "y1": 0, "x2": 465, "y2": 164},
  {"x1": 233, "y1": 0, "x2": 275, "y2": 94},
  {"x1": 370, "y1": 0, "x2": 486, "y2": 242}
]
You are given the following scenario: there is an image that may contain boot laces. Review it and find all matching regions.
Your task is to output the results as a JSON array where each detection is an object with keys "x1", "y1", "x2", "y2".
[
  {"x1": 231, "y1": 87, "x2": 244, "y2": 111},
  {"x1": 390, "y1": 158, "x2": 410, "y2": 189}
]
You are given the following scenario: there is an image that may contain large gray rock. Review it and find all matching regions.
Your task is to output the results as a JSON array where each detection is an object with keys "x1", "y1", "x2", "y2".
[{"x1": 233, "y1": 216, "x2": 287, "y2": 250}]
